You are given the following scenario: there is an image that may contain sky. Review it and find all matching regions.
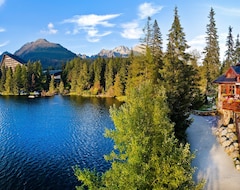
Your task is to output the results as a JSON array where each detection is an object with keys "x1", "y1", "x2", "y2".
[{"x1": 1, "y1": 0, "x2": 240, "y2": 60}]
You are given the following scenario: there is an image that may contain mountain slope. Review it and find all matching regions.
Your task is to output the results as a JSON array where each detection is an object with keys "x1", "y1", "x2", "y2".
[
  {"x1": 97, "y1": 45, "x2": 131, "y2": 58},
  {"x1": 14, "y1": 39, "x2": 77, "y2": 68}
]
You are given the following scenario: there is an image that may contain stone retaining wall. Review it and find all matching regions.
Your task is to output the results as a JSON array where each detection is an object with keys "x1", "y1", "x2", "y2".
[{"x1": 215, "y1": 121, "x2": 240, "y2": 171}]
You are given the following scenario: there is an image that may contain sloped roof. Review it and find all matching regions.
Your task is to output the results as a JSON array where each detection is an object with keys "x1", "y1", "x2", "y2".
[
  {"x1": 213, "y1": 75, "x2": 236, "y2": 84},
  {"x1": 232, "y1": 64, "x2": 240, "y2": 74},
  {"x1": 0, "y1": 52, "x2": 26, "y2": 65},
  {"x1": 213, "y1": 64, "x2": 240, "y2": 84}
]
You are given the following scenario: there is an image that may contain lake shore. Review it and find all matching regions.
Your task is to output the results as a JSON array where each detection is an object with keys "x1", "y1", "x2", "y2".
[{"x1": 187, "y1": 115, "x2": 240, "y2": 190}]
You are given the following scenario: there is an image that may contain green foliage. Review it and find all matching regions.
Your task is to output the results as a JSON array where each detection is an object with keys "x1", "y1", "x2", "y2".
[
  {"x1": 0, "y1": 61, "x2": 54, "y2": 95},
  {"x1": 74, "y1": 82, "x2": 201, "y2": 189},
  {"x1": 160, "y1": 6, "x2": 198, "y2": 141},
  {"x1": 202, "y1": 7, "x2": 220, "y2": 95}
]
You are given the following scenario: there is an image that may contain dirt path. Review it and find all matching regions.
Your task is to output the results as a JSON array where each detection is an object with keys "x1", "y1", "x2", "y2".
[{"x1": 187, "y1": 115, "x2": 240, "y2": 190}]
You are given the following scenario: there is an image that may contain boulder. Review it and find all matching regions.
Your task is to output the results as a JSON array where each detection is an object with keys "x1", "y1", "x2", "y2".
[{"x1": 223, "y1": 140, "x2": 232, "y2": 147}]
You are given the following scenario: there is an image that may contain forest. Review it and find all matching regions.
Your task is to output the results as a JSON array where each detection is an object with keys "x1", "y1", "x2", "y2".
[{"x1": 0, "y1": 6, "x2": 239, "y2": 189}]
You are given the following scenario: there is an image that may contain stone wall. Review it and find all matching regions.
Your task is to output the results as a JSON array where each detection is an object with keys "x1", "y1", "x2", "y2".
[{"x1": 215, "y1": 115, "x2": 240, "y2": 171}]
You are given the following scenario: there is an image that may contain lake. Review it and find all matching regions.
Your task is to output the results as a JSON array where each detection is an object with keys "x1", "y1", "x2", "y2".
[{"x1": 0, "y1": 95, "x2": 121, "y2": 190}]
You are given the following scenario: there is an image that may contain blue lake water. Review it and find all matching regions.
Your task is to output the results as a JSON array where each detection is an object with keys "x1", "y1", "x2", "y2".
[{"x1": 0, "y1": 95, "x2": 121, "y2": 190}]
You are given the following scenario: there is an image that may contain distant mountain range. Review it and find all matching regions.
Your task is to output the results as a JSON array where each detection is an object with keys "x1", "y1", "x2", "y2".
[{"x1": 1, "y1": 39, "x2": 143, "y2": 69}]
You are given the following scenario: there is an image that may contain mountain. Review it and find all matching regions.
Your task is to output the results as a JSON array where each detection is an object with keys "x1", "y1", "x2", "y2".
[
  {"x1": 96, "y1": 45, "x2": 131, "y2": 58},
  {"x1": 14, "y1": 39, "x2": 77, "y2": 69}
]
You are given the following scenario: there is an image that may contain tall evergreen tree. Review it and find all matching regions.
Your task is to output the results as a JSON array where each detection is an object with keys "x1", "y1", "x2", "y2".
[
  {"x1": 160, "y1": 6, "x2": 197, "y2": 141},
  {"x1": 202, "y1": 7, "x2": 220, "y2": 95},
  {"x1": 0, "y1": 65, "x2": 6, "y2": 92},
  {"x1": 222, "y1": 26, "x2": 234, "y2": 73},
  {"x1": 234, "y1": 34, "x2": 240, "y2": 64},
  {"x1": 5, "y1": 68, "x2": 13, "y2": 94},
  {"x1": 152, "y1": 19, "x2": 163, "y2": 74},
  {"x1": 105, "y1": 59, "x2": 114, "y2": 92}
]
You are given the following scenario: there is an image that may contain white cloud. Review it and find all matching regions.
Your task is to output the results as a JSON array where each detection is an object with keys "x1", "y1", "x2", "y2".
[
  {"x1": 121, "y1": 21, "x2": 143, "y2": 39},
  {"x1": 64, "y1": 14, "x2": 120, "y2": 27},
  {"x1": 0, "y1": 40, "x2": 9, "y2": 47},
  {"x1": 41, "y1": 22, "x2": 58, "y2": 34},
  {"x1": 138, "y1": 2, "x2": 163, "y2": 19},
  {"x1": 215, "y1": 6, "x2": 240, "y2": 17},
  {"x1": 0, "y1": 27, "x2": 5, "y2": 32},
  {"x1": 63, "y1": 14, "x2": 120, "y2": 42},
  {"x1": 188, "y1": 34, "x2": 206, "y2": 50},
  {"x1": 86, "y1": 28, "x2": 112, "y2": 42},
  {"x1": 188, "y1": 33, "x2": 228, "y2": 61},
  {"x1": 0, "y1": 0, "x2": 5, "y2": 6}
]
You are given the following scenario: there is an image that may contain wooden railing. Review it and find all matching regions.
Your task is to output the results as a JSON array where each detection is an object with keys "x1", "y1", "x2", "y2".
[{"x1": 222, "y1": 99, "x2": 240, "y2": 112}]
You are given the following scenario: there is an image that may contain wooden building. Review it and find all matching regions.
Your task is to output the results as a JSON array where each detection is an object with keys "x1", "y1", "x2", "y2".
[
  {"x1": 0, "y1": 52, "x2": 26, "y2": 70},
  {"x1": 214, "y1": 64, "x2": 240, "y2": 112}
]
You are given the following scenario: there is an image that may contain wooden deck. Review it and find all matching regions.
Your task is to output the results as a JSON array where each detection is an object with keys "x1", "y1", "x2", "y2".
[{"x1": 222, "y1": 99, "x2": 240, "y2": 112}]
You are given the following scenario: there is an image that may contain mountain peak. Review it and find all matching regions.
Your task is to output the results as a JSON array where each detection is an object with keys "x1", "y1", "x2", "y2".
[
  {"x1": 98, "y1": 45, "x2": 131, "y2": 58},
  {"x1": 14, "y1": 39, "x2": 77, "y2": 69}
]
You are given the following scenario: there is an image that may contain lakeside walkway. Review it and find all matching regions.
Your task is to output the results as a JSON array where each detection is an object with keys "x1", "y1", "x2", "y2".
[{"x1": 187, "y1": 115, "x2": 240, "y2": 190}]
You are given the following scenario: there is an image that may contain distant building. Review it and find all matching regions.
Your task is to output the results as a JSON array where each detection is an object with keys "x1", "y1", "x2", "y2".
[
  {"x1": 44, "y1": 70, "x2": 62, "y2": 81},
  {"x1": 0, "y1": 52, "x2": 26, "y2": 71}
]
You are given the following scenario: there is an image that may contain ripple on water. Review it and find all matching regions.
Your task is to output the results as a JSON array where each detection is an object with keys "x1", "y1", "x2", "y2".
[{"x1": 0, "y1": 96, "x2": 117, "y2": 189}]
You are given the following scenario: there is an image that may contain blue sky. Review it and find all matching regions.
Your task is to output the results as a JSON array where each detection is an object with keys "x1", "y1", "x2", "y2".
[{"x1": 0, "y1": 0, "x2": 240, "y2": 60}]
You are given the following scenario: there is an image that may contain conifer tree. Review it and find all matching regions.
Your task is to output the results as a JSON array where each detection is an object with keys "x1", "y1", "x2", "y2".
[
  {"x1": 202, "y1": 7, "x2": 220, "y2": 95},
  {"x1": 105, "y1": 59, "x2": 114, "y2": 92},
  {"x1": 0, "y1": 65, "x2": 6, "y2": 92},
  {"x1": 48, "y1": 75, "x2": 55, "y2": 95},
  {"x1": 113, "y1": 73, "x2": 123, "y2": 97},
  {"x1": 160, "y1": 6, "x2": 197, "y2": 141},
  {"x1": 5, "y1": 68, "x2": 13, "y2": 94},
  {"x1": 222, "y1": 26, "x2": 234, "y2": 73},
  {"x1": 234, "y1": 34, "x2": 240, "y2": 64},
  {"x1": 152, "y1": 19, "x2": 163, "y2": 77},
  {"x1": 74, "y1": 82, "x2": 202, "y2": 189},
  {"x1": 13, "y1": 64, "x2": 22, "y2": 94},
  {"x1": 58, "y1": 80, "x2": 65, "y2": 94},
  {"x1": 21, "y1": 66, "x2": 28, "y2": 93}
]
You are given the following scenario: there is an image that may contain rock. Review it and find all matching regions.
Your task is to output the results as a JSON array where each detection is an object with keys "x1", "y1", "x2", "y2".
[
  {"x1": 220, "y1": 136, "x2": 227, "y2": 143},
  {"x1": 222, "y1": 140, "x2": 232, "y2": 147},
  {"x1": 221, "y1": 129, "x2": 228, "y2": 136},
  {"x1": 233, "y1": 142, "x2": 239, "y2": 148},
  {"x1": 236, "y1": 164, "x2": 240, "y2": 171},
  {"x1": 229, "y1": 145, "x2": 235, "y2": 153},
  {"x1": 231, "y1": 151, "x2": 240, "y2": 159},
  {"x1": 228, "y1": 123, "x2": 235, "y2": 129}
]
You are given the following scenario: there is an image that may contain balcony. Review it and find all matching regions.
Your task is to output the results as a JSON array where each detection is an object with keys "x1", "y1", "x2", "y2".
[{"x1": 222, "y1": 98, "x2": 240, "y2": 112}]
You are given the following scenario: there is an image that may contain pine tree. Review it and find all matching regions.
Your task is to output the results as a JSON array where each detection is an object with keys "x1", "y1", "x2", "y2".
[
  {"x1": 141, "y1": 16, "x2": 152, "y2": 48},
  {"x1": 222, "y1": 26, "x2": 234, "y2": 73},
  {"x1": 48, "y1": 75, "x2": 55, "y2": 95},
  {"x1": 21, "y1": 66, "x2": 28, "y2": 93},
  {"x1": 0, "y1": 65, "x2": 6, "y2": 92},
  {"x1": 202, "y1": 7, "x2": 220, "y2": 95},
  {"x1": 152, "y1": 19, "x2": 163, "y2": 76},
  {"x1": 58, "y1": 80, "x2": 65, "y2": 94},
  {"x1": 74, "y1": 82, "x2": 202, "y2": 189},
  {"x1": 105, "y1": 59, "x2": 114, "y2": 92},
  {"x1": 4, "y1": 68, "x2": 13, "y2": 94},
  {"x1": 160, "y1": 6, "x2": 197, "y2": 141},
  {"x1": 234, "y1": 34, "x2": 240, "y2": 64},
  {"x1": 13, "y1": 64, "x2": 22, "y2": 95},
  {"x1": 113, "y1": 73, "x2": 123, "y2": 97}
]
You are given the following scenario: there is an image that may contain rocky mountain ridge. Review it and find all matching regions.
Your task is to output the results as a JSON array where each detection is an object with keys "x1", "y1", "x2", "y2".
[{"x1": 1, "y1": 39, "x2": 144, "y2": 68}]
